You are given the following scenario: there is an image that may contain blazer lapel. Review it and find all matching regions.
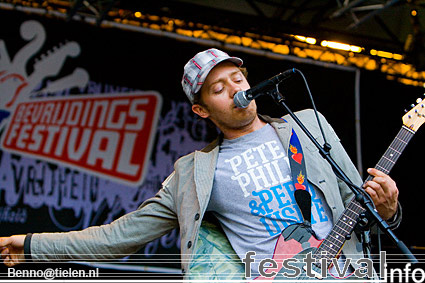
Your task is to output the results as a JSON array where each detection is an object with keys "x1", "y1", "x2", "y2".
[{"x1": 193, "y1": 141, "x2": 219, "y2": 210}]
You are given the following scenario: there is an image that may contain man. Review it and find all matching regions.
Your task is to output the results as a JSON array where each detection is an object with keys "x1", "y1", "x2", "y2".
[{"x1": 1, "y1": 48, "x2": 400, "y2": 279}]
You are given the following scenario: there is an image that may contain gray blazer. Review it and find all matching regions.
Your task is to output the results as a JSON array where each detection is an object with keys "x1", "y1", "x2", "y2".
[{"x1": 28, "y1": 109, "x2": 400, "y2": 277}]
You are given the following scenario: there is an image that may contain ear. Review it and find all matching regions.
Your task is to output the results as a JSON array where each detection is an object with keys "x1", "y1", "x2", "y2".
[{"x1": 192, "y1": 104, "x2": 210, "y2": 119}]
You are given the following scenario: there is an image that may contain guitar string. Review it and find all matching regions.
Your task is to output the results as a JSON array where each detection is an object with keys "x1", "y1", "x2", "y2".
[{"x1": 375, "y1": 127, "x2": 413, "y2": 175}]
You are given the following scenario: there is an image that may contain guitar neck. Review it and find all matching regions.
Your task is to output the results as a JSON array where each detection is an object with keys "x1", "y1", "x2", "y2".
[
  {"x1": 364, "y1": 125, "x2": 415, "y2": 182},
  {"x1": 313, "y1": 125, "x2": 415, "y2": 265}
]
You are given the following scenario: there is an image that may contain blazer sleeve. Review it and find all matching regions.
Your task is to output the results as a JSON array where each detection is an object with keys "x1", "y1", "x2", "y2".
[{"x1": 28, "y1": 173, "x2": 179, "y2": 262}]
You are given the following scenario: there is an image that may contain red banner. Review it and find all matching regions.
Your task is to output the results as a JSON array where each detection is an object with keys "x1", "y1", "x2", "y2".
[{"x1": 2, "y1": 92, "x2": 162, "y2": 186}]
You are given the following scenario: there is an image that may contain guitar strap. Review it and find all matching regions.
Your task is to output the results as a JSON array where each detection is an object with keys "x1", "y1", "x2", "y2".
[{"x1": 287, "y1": 126, "x2": 312, "y2": 226}]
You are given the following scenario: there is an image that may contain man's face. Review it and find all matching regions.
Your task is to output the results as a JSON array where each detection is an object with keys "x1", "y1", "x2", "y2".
[{"x1": 192, "y1": 61, "x2": 259, "y2": 136}]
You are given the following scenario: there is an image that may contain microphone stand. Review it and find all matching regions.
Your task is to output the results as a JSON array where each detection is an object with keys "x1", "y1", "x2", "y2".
[{"x1": 266, "y1": 86, "x2": 418, "y2": 264}]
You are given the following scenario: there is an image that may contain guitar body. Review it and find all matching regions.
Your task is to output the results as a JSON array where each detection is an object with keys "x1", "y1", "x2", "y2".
[
  {"x1": 274, "y1": 247, "x2": 322, "y2": 281},
  {"x1": 253, "y1": 224, "x2": 330, "y2": 281}
]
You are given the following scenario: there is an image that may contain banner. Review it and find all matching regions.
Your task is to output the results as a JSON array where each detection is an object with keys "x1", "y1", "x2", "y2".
[
  {"x1": 2, "y1": 92, "x2": 161, "y2": 186},
  {"x1": 0, "y1": 10, "x2": 217, "y2": 276}
]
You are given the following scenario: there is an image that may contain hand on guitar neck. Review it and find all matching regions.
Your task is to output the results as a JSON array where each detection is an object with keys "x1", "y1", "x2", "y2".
[
  {"x1": 361, "y1": 98, "x2": 425, "y2": 221},
  {"x1": 363, "y1": 168, "x2": 399, "y2": 221}
]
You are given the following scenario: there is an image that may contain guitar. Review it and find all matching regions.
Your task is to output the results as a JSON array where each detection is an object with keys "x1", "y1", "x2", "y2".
[{"x1": 253, "y1": 98, "x2": 425, "y2": 281}]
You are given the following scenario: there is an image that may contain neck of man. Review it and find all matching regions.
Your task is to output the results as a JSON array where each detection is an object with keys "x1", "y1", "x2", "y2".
[{"x1": 222, "y1": 116, "x2": 267, "y2": 140}]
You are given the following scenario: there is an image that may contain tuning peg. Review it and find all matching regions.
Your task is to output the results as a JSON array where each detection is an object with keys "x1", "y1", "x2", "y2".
[
  {"x1": 404, "y1": 109, "x2": 408, "y2": 113},
  {"x1": 412, "y1": 104, "x2": 416, "y2": 108}
]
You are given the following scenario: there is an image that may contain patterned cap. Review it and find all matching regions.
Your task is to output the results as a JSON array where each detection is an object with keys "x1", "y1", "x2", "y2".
[{"x1": 181, "y1": 48, "x2": 243, "y2": 103}]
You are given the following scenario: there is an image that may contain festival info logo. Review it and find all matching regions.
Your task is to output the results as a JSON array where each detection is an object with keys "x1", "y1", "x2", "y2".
[{"x1": 1, "y1": 93, "x2": 162, "y2": 186}]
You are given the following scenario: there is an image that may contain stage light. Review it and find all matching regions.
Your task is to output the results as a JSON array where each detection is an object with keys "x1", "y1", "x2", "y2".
[
  {"x1": 294, "y1": 35, "x2": 317, "y2": 45},
  {"x1": 393, "y1": 54, "x2": 404, "y2": 60},
  {"x1": 377, "y1": 50, "x2": 392, "y2": 58},
  {"x1": 370, "y1": 49, "x2": 403, "y2": 60},
  {"x1": 321, "y1": 40, "x2": 362, "y2": 53},
  {"x1": 349, "y1": 46, "x2": 362, "y2": 53},
  {"x1": 305, "y1": 37, "x2": 316, "y2": 44}
]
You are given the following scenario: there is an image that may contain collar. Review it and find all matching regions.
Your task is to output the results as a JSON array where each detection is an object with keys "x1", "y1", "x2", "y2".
[{"x1": 200, "y1": 114, "x2": 288, "y2": 153}]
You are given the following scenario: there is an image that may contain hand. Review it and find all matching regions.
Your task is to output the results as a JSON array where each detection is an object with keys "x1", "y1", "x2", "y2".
[
  {"x1": 363, "y1": 168, "x2": 399, "y2": 220},
  {"x1": 0, "y1": 235, "x2": 26, "y2": 267}
]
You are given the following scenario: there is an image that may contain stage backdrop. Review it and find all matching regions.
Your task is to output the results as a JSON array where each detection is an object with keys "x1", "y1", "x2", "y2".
[{"x1": 0, "y1": 8, "x2": 424, "y2": 279}]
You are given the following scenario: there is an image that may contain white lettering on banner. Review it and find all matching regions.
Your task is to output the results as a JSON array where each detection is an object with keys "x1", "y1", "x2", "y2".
[
  {"x1": 226, "y1": 140, "x2": 291, "y2": 197},
  {"x1": 1, "y1": 93, "x2": 162, "y2": 186},
  {"x1": 106, "y1": 99, "x2": 129, "y2": 129}
]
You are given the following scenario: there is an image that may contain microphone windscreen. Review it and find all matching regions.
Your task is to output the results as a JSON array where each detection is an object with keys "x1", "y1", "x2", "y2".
[{"x1": 234, "y1": 91, "x2": 250, "y2": 108}]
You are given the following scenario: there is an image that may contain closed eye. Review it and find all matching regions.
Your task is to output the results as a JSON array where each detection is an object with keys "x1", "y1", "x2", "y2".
[
  {"x1": 233, "y1": 74, "x2": 244, "y2": 83},
  {"x1": 214, "y1": 87, "x2": 224, "y2": 94}
]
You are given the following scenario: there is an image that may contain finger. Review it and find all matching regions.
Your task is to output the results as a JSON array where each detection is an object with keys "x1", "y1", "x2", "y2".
[
  {"x1": 364, "y1": 179, "x2": 381, "y2": 190},
  {"x1": 364, "y1": 180, "x2": 385, "y2": 197},
  {"x1": 1, "y1": 247, "x2": 9, "y2": 259},
  {"x1": 4, "y1": 256, "x2": 15, "y2": 267},
  {"x1": 367, "y1": 168, "x2": 388, "y2": 177},
  {"x1": 3, "y1": 255, "x2": 10, "y2": 265},
  {"x1": 371, "y1": 176, "x2": 388, "y2": 185},
  {"x1": 374, "y1": 178, "x2": 398, "y2": 198},
  {"x1": 364, "y1": 187, "x2": 380, "y2": 203},
  {"x1": 368, "y1": 174, "x2": 396, "y2": 196},
  {"x1": 366, "y1": 178, "x2": 387, "y2": 193}
]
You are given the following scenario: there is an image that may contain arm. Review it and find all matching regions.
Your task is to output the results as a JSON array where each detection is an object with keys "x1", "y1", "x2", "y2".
[
  {"x1": 2, "y1": 177, "x2": 179, "y2": 265},
  {"x1": 31, "y1": 183, "x2": 178, "y2": 262}
]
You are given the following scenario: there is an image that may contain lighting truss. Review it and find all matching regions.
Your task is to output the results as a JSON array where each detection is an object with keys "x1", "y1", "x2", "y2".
[{"x1": 1, "y1": 0, "x2": 424, "y2": 88}]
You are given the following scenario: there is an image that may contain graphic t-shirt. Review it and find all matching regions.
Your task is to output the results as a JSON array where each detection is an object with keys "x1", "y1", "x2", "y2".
[{"x1": 207, "y1": 123, "x2": 334, "y2": 277}]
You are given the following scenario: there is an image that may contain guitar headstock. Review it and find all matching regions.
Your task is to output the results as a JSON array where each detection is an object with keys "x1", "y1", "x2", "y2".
[{"x1": 402, "y1": 98, "x2": 425, "y2": 132}]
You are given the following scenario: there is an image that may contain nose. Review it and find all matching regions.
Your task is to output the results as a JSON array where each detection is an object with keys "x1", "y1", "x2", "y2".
[{"x1": 229, "y1": 83, "x2": 242, "y2": 98}]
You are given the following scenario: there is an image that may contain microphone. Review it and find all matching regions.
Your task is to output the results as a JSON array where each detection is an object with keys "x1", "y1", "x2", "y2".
[{"x1": 234, "y1": 68, "x2": 296, "y2": 108}]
